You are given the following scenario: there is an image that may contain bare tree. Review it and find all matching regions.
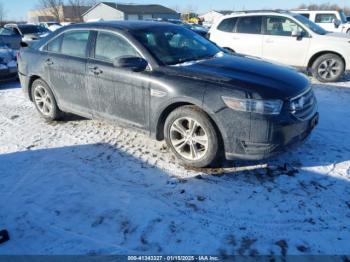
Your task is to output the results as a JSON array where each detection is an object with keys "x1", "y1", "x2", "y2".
[
  {"x1": 38, "y1": 0, "x2": 64, "y2": 21},
  {"x1": 68, "y1": 0, "x2": 96, "y2": 22},
  {"x1": 0, "y1": 1, "x2": 5, "y2": 25}
]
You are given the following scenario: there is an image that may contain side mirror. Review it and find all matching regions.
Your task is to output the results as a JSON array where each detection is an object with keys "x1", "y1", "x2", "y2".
[
  {"x1": 333, "y1": 19, "x2": 341, "y2": 28},
  {"x1": 291, "y1": 30, "x2": 302, "y2": 38},
  {"x1": 113, "y1": 56, "x2": 148, "y2": 72}
]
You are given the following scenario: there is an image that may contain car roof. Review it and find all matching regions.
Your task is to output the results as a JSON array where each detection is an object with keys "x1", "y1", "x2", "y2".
[
  {"x1": 221, "y1": 10, "x2": 293, "y2": 19},
  {"x1": 64, "y1": 20, "x2": 178, "y2": 31},
  {"x1": 292, "y1": 10, "x2": 340, "y2": 13}
]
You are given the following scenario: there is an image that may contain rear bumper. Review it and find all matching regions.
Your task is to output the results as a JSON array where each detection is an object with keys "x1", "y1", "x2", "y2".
[{"x1": 18, "y1": 71, "x2": 31, "y2": 100}]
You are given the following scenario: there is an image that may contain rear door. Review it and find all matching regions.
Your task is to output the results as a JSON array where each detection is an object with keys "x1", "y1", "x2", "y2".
[
  {"x1": 44, "y1": 30, "x2": 92, "y2": 116},
  {"x1": 232, "y1": 16, "x2": 264, "y2": 57},
  {"x1": 210, "y1": 17, "x2": 238, "y2": 50},
  {"x1": 262, "y1": 16, "x2": 310, "y2": 67},
  {"x1": 86, "y1": 30, "x2": 149, "y2": 129}
]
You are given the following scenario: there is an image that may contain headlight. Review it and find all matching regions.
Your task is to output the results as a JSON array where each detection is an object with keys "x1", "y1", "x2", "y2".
[{"x1": 222, "y1": 96, "x2": 283, "y2": 115}]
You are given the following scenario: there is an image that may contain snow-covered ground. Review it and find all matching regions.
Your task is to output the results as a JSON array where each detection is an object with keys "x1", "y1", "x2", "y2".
[{"x1": 0, "y1": 78, "x2": 349, "y2": 255}]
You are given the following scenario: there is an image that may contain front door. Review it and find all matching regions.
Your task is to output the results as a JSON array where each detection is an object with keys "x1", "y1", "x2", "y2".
[
  {"x1": 314, "y1": 13, "x2": 339, "y2": 32},
  {"x1": 87, "y1": 31, "x2": 149, "y2": 129},
  {"x1": 45, "y1": 30, "x2": 91, "y2": 115},
  {"x1": 262, "y1": 16, "x2": 310, "y2": 67}
]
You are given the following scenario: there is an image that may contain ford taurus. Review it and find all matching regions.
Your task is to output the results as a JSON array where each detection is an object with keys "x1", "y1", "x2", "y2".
[{"x1": 18, "y1": 21, "x2": 319, "y2": 167}]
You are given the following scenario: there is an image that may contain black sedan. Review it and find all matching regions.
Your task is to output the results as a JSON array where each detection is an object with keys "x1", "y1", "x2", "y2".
[{"x1": 18, "y1": 21, "x2": 318, "y2": 167}]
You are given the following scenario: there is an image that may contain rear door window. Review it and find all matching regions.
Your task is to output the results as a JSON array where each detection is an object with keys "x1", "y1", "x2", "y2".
[
  {"x1": 315, "y1": 14, "x2": 337, "y2": 23},
  {"x1": 60, "y1": 30, "x2": 90, "y2": 58},
  {"x1": 236, "y1": 16, "x2": 262, "y2": 34},
  {"x1": 217, "y1": 18, "x2": 238, "y2": 32}
]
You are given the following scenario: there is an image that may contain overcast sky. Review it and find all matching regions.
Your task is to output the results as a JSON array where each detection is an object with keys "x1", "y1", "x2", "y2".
[{"x1": 1, "y1": 0, "x2": 349, "y2": 21}]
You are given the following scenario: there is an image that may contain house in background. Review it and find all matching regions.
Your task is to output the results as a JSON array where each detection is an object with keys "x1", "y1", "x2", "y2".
[
  {"x1": 28, "y1": 5, "x2": 91, "y2": 23},
  {"x1": 83, "y1": 2, "x2": 180, "y2": 22},
  {"x1": 199, "y1": 10, "x2": 233, "y2": 27}
]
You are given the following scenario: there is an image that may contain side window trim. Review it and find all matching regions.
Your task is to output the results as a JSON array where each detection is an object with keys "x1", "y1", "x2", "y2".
[
  {"x1": 315, "y1": 13, "x2": 336, "y2": 23},
  {"x1": 263, "y1": 15, "x2": 310, "y2": 38},
  {"x1": 42, "y1": 29, "x2": 92, "y2": 59}
]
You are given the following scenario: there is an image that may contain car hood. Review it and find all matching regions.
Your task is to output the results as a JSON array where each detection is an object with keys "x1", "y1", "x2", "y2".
[{"x1": 165, "y1": 54, "x2": 309, "y2": 100}]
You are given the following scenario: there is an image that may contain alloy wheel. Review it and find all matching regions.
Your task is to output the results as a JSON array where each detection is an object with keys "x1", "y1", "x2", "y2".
[
  {"x1": 33, "y1": 85, "x2": 53, "y2": 116},
  {"x1": 170, "y1": 117, "x2": 209, "y2": 161},
  {"x1": 317, "y1": 59, "x2": 342, "y2": 80}
]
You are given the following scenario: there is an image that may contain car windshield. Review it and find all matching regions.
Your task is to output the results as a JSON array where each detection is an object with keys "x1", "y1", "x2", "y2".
[
  {"x1": 18, "y1": 25, "x2": 49, "y2": 34},
  {"x1": 131, "y1": 26, "x2": 221, "y2": 66},
  {"x1": 292, "y1": 14, "x2": 328, "y2": 35},
  {"x1": 339, "y1": 11, "x2": 347, "y2": 23}
]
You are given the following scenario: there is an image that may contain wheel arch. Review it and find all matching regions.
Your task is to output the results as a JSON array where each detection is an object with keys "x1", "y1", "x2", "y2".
[
  {"x1": 155, "y1": 102, "x2": 225, "y2": 151},
  {"x1": 307, "y1": 51, "x2": 346, "y2": 69}
]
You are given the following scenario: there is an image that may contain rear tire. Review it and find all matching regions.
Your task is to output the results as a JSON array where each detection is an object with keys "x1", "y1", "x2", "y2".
[
  {"x1": 164, "y1": 105, "x2": 220, "y2": 168},
  {"x1": 31, "y1": 79, "x2": 62, "y2": 121},
  {"x1": 311, "y1": 53, "x2": 345, "y2": 83}
]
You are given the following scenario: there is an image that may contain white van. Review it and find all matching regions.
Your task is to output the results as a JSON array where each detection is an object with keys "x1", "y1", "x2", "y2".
[{"x1": 292, "y1": 10, "x2": 350, "y2": 34}]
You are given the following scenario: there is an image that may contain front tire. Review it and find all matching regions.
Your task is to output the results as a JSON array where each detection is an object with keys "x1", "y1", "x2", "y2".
[
  {"x1": 164, "y1": 106, "x2": 220, "y2": 168},
  {"x1": 31, "y1": 79, "x2": 62, "y2": 121},
  {"x1": 311, "y1": 53, "x2": 345, "y2": 83}
]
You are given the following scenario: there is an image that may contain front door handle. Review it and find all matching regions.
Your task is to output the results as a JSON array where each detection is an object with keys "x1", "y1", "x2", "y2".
[
  {"x1": 265, "y1": 39, "x2": 274, "y2": 44},
  {"x1": 88, "y1": 66, "x2": 103, "y2": 75},
  {"x1": 45, "y1": 58, "x2": 54, "y2": 66}
]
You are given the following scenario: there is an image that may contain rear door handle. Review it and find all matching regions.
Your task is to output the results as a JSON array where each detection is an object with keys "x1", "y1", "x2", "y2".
[
  {"x1": 265, "y1": 39, "x2": 274, "y2": 44},
  {"x1": 88, "y1": 66, "x2": 103, "y2": 75},
  {"x1": 45, "y1": 58, "x2": 54, "y2": 65}
]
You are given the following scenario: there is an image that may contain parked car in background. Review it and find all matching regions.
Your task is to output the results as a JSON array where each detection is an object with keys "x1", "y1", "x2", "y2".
[
  {"x1": 18, "y1": 21, "x2": 318, "y2": 167},
  {"x1": 0, "y1": 44, "x2": 17, "y2": 81},
  {"x1": 39, "y1": 22, "x2": 62, "y2": 32},
  {"x1": 0, "y1": 27, "x2": 22, "y2": 49},
  {"x1": 292, "y1": 10, "x2": 350, "y2": 34},
  {"x1": 4, "y1": 24, "x2": 50, "y2": 42},
  {"x1": 148, "y1": 19, "x2": 209, "y2": 37},
  {"x1": 166, "y1": 19, "x2": 209, "y2": 37},
  {"x1": 209, "y1": 10, "x2": 350, "y2": 82}
]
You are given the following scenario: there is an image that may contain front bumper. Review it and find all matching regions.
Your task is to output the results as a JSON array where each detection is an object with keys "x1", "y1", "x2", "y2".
[{"x1": 216, "y1": 106, "x2": 319, "y2": 161}]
